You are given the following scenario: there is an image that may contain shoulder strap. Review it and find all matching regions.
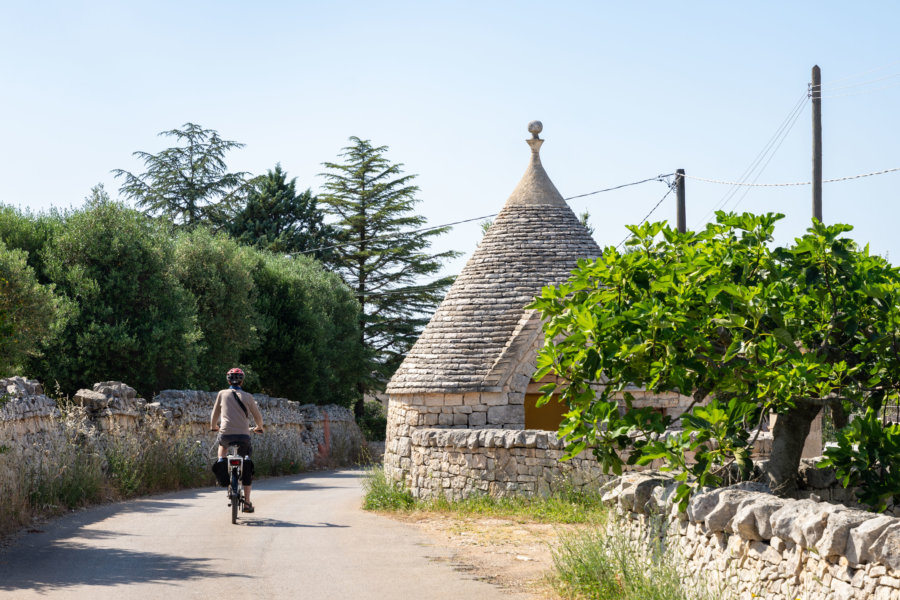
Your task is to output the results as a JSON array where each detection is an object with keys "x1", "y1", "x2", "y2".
[{"x1": 230, "y1": 390, "x2": 249, "y2": 418}]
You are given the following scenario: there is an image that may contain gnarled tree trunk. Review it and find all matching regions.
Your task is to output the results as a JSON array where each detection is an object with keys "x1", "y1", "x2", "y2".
[{"x1": 765, "y1": 401, "x2": 821, "y2": 497}]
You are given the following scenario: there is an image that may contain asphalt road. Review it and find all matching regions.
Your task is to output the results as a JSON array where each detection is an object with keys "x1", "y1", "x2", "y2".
[{"x1": 0, "y1": 470, "x2": 528, "y2": 599}]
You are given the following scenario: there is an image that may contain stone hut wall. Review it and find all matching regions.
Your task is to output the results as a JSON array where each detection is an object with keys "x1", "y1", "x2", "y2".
[
  {"x1": 383, "y1": 318, "x2": 703, "y2": 489},
  {"x1": 605, "y1": 472, "x2": 900, "y2": 600},
  {"x1": 406, "y1": 428, "x2": 609, "y2": 499}
]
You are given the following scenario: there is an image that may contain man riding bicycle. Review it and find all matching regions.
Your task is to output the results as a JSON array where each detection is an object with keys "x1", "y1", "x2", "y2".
[{"x1": 210, "y1": 368, "x2": 265, "y2": 513}]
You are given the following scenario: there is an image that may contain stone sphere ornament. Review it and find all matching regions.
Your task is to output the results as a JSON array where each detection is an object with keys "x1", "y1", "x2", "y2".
[{"x1": 527, "y1": 120, "x2": 543, "y2": 138}]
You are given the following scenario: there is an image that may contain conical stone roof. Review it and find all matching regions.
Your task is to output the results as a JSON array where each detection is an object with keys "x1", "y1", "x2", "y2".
[{"x1": 387, "y1": 122, "x2": 602, "y2": 395}]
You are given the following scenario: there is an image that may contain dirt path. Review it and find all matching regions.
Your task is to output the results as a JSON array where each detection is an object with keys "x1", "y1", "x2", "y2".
[{"x1": 389, "y1": 512, "x2": 573, "y2": 599}]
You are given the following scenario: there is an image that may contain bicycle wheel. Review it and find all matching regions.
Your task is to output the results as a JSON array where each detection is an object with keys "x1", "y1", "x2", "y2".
[{"x1": 231, "y1": 473, "x2": 239, "y2": 524}]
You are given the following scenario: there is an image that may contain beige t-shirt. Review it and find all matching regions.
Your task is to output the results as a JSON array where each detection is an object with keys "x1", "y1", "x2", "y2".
[{"x1": 210, "y1": 388, "x2": 264, "y2": 435}]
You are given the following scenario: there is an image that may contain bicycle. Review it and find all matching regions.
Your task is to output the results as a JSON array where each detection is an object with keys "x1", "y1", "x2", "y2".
[{"x1": 224, "y1": 442, "x2": 246, "y2": 524}]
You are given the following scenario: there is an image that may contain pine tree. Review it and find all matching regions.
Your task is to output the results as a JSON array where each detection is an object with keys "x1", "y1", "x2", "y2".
[
  {"x1": 320, "y1": 137, "x2": 459, "y2": 409},
  {"x1": 113, "y1": 123, "x2": 248, "y2": 228},
  {"x1": 228, "y1": 164, "x2": 335, "y2": 258}
]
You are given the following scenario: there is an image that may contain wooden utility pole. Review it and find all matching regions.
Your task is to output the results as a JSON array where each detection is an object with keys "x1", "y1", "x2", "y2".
[
  {"x1": 676, "y1": 169, "x2": 686, "y2": 233},
  {"x1": 812, "y1": 65, "x2": 823, "y2": 222}
]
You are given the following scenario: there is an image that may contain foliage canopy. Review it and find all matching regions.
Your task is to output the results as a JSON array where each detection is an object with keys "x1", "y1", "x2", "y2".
[
  {"x1": 228, "y1": 164, "x2": 336, "y2": 259},
  {"x1": 531, "y1": 212, "x2": 900, "y2": 507},
  {"x1": 0, "y1": 240, "x2": 59, "y2": 374},
  {"x1": 33, "y1": 201, "x2": 200, "y2": 397},
  {"x1": 319, "y1": 137, "x2": 459, "y2": 399},
  {"x1": 114, "y1": 123, "x2": 248, "y2": 229}
]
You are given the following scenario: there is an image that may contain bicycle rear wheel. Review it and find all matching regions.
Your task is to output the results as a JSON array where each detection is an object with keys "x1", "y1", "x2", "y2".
[{"x1": 231, "y1": 473, "x2": 239, "y2": 524}]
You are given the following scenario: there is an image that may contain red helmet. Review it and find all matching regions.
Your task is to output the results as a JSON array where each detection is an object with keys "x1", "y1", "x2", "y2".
[{"x1": 226, "y1": 368, "x2": 245, "y2": 385}]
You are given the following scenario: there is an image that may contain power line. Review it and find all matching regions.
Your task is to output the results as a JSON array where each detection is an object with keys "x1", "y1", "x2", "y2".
[
  {"x1": 694, "y1": 92, "x2": 809, "y2": 228},
  {"x1": 726, "y1": 94, "x2": 808, "y2": 213},
  {"x1": 828, "y1": 60, "x2": 900, "y2": 85},
  {"x1": 617, "y1": 182, "x2": 677, "y2": 249},
  {"x1": 827, "y1": 70, "x2": 900, "y2": 91},
  {"x1": 684, "y1": 165, "x2": 900, "y2": 187},
  {"x1": 565, "y1": 174, "x2": 673, "y2": 200},
  {"x1": 296, "y1": 213, "x2": 499, "y2": 256},
  {"x1": 294, "y1": 175, "x2": 672, "y2": 256},
  {"x1": 820, "y1": 80, "x2": 900, "y2": 99}
]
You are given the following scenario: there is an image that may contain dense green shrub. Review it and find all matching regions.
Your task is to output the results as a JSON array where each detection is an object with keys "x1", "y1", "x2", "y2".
[
  {"x1": 0, "y1": 205, "x2": 62, "y2": 281},
  {"x1": 173, "y1": 228, "x2": 260, "y2": 391},
  {"x1": 358, "y1": 401, "x2": 387, "y2": 441},
  {"x1": 31, "y1": 201, "x2": 200, "y2": 398},
  {"x1": 248, "y1": 251, "x2": 364, "y2": 406},
  {"x1": 0, "y1": 240, "x2": 61, "y2": 376}
]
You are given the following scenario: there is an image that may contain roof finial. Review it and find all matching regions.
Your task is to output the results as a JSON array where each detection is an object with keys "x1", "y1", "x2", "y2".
[{"x1": 528, "y1": 120, "x2": 543, "y2": 140}]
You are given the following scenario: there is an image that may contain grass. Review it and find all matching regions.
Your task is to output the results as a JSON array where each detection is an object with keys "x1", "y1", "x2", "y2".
[
  {"x1": 0, "y1": 406, "x2": 320, "y2": 537},
  {"x1": 550, "y1": 526, "x2": 729, "y2": 600},
  {"x1": 361, "y1": 465, "x2": 415, "y2": 510},
  {"x1": 362, "y1": 467, "x2": 732, "y2": 600},
  {"x1": 360, "y1": 467, "x2": 608, "y2": 522}
]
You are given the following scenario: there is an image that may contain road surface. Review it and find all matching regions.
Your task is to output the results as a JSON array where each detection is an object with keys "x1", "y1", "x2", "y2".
[{"x1": 0, "y1": 470, "x2": 529, "y2": 599}]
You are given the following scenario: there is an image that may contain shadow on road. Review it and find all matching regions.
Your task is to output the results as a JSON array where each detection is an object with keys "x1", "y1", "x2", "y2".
[
  {"x1": 241, "y1": 518, "x2": 350, "y2": 528},
  {"x1": 0, "y1": 542, "x2": 249, "y2": 592}
]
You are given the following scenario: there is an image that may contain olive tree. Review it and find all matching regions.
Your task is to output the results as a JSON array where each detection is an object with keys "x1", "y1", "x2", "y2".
[{"x1": 531, "y1": 212, "x2": 900, "y2": 506}]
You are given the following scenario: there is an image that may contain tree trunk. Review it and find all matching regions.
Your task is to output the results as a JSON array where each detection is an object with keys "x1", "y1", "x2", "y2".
[
  {"x1": 354, "y1": 382, "x2": 365, "y2": 420},
  {"x1": 766, "y1": 401, "x2": 821, "y2": 497}
]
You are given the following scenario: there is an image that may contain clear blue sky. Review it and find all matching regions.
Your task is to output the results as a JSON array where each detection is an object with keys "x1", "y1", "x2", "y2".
[{"x1": 2, "y1": 1, "x2": 899, "y2": 276}]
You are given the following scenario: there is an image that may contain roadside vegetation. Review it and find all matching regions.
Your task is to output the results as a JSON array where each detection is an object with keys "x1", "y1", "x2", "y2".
[
  {"x1": 0, "y1": 124, "x2": 458, "y2": 409},
  {"x1": 0, "y1": 403, "x2": 309, "y2": 538},
  {"x1": 532, "y1": 213, "x2": 900, "y2": 509},
  {"x1": 361, "y1": 468, "x2": 726, "y2": 599}
]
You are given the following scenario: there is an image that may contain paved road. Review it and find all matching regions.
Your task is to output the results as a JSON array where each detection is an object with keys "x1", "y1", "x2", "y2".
[{"x1": 0, "y1": 470, "x2": 528, "y2": 599}]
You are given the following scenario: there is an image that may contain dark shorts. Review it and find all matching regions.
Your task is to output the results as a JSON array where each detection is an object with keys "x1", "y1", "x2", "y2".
[
  {"x1": 217, "y1": 433, "x2": 252, "y2": 457},
  {"x1": 216, "y1": 434, "x2": 254, "y2": 486}
]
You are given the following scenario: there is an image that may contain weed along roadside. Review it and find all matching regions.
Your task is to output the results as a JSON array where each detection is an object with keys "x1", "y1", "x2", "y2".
[
  {"x1": 0, "y1": 377, "x2": 368, "y2": 537},
  {"x1": 361, "y1": 467, "x2": 729, "y2": 600},
  {"x1": 364, "y1": 464, "x2": 900, "y2": 600}
]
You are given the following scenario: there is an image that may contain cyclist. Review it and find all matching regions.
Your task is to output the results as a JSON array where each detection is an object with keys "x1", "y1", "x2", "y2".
[{"x1": 210, "y1": 368, "x2": 265, "y2": 513}]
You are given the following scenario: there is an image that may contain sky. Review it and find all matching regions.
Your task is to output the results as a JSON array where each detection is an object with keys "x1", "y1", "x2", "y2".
[{"x1": 2, "y1": 1, "x2": 899, "y2": 277}]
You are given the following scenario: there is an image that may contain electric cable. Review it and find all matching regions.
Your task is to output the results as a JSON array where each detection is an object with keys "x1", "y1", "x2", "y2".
[
  {"x1": 693, "y1": 92, "x2": 809, "y2": 228},
  {"x1": 726, "y1": 93, "x2": 808, "y2": 212},
  {"x1": 616, "y1": 182, "x2": 678, "y2": 249},
  {"x1": 684, "y1": 165, "x2": 900, "y2": 187},
  {"x1": 294, "y1": 174, "x2": 672, "y2": 256}
]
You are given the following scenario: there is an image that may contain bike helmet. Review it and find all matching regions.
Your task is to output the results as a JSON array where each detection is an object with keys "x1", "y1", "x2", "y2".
[{"x1": 226, "y1": 368, "x2": 245, "y2": 385}]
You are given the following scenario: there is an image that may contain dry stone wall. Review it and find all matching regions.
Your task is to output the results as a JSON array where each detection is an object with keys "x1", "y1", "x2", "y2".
[
  {"x1": 405, "y1": 428, "x2": 610, "y2": 499},
  {"x1": 1, "y1": 376, "x2": 364, "y2": 470},
  {"x1": 605, "y1": 472, "x2": 900, "y2": 600}
]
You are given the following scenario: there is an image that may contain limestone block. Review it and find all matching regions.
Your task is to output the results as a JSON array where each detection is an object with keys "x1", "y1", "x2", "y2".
[
  {"x1": 816, "y1": 510, "x2": 876, "y2": 560},
  {"x1": 424, "y1": 394, "x2": 445, "y2": 407},
  {"x1": 732, "y1": 496, "x2": 788, "y2": 540},
  {"x1": 483, "y1": 393, "x2": 507, "y2": 407},
  {"x1": 702, "y1": 489, "x2": 767, "y2": 533},
  {"x1": 74, "y1": 389, "x2": 108, "y2": 409},
  {"x1": 629, "y1": 476, "x2": 669, "y2": 515},
  {"x1": 846, "y1": 517, "x2": 896, "y2": 566},
  {"x1": 871, "y1": 525, "x2": 900, "y2": 572},
  {"x1": 798, "y1": 458, "x2": 838, "y2": 489},
  {"x1": 487, "y1": 405, "x2": 520, "y2": 425},
  {"x1": 769, "y1": 499, "x2": 822, "y2": 547},
  {"x1": 463, "y1": 393, "x2": 483, "y2": 406}
]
